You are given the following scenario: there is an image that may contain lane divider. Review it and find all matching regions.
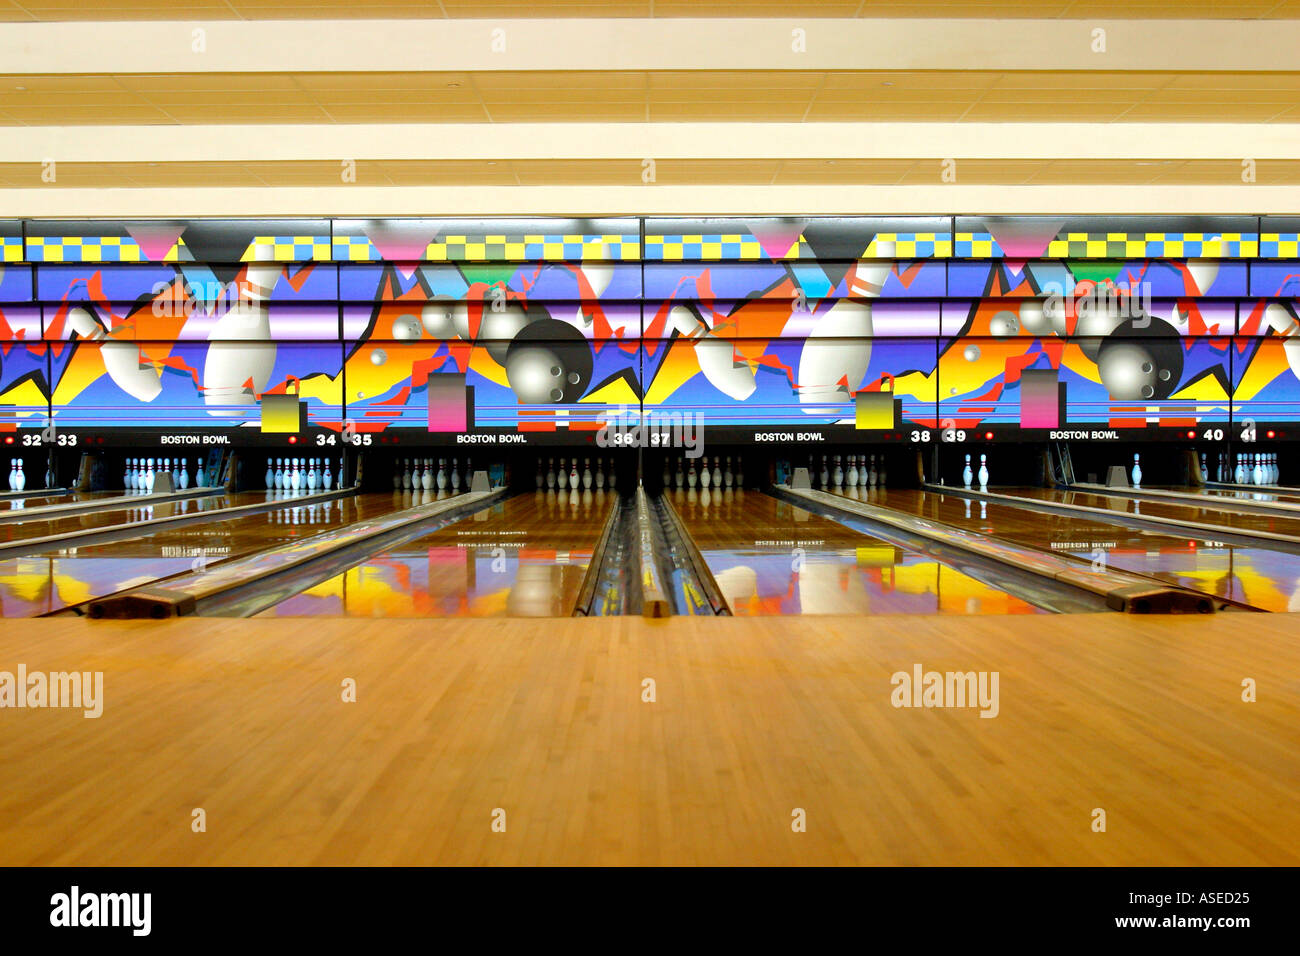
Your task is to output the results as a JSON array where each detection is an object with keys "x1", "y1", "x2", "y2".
[
  {"x1": 573, "y1": 494, "x2": 624, "y2": 617},
  {"x1": 0, "y1": 484, "x2": 225, "y2": 525},
  {"x1": 930, "y1": 483, "x2": 1300, "y2": 556},
  {"x1": 0, "y1": 486, "x2": 358, "y2": 560},
  {"x1": 635, "y1": 488, "x2": 671, "y2": 618},
  {"x1": 1069, "y1": 481, "x2": 1300, "y2": 517},
  {"x1": 86, "y1": 488, "x2": 506, "y2": 619},
  {"x1": 782, "y1": 485, "x2": 1220, "y2": 614}
]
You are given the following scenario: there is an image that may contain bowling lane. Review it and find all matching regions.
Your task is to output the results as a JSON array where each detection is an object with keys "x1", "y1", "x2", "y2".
[
  {"x1": 0, "y1": 492, "x2": 414, "y2": 617},
  {"x1": 0, "y1": 490, "x2": 120, "y2": 511},
  {"x1": 671, "y1": 488, "x2": 1048, "y2": 615},
  {"x1": 0, "y1": 491, "x2": 255, "y2": 545},
  {"x1": 849, "y1": 487, "x2": 1300, "y2": 611},
  {"x1": 259, "y1": 489, "x2": 614, "y2": 618},
  {"x1": 1002, "y1": 486, "x2": 1300, "y2": 538}
]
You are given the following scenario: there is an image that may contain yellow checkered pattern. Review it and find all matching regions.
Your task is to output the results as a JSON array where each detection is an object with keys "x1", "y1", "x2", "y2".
[
  {"x1": 246, "y1": 236, "x2": 333, "y2": 262},
  {"x1": 24, "y1": 236, "x2": 146, "y2": 262},
  {"x1": 1260, "y1": 234, "x2": 1300, "y2": 257},
  {"x1": 865, "y1": 233, "x2": 951, "y2": 258}
]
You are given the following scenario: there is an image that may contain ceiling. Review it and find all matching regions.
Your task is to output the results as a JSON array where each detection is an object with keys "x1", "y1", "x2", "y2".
[
  {"x1": 3, "y1": 70, "x2": 1300, "y2": 125},
  {"x1": 0, "y1": 157, "x2": 1293, "y2": 187},
  {"x1": 3, "y1": 0, "x2": 1300, "y2": 20}
]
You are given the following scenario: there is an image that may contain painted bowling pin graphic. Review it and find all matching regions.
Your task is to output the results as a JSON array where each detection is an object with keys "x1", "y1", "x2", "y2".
[
  {"x1": 66, "y1": 305, "x2": 164, "y2": 403},
  {"x1": 962, "y1": 454, "x2": 973, "y2": 489},
  {"x1": 977, "y1": 454, "x2": 989, "y2": 490},
  {"x1": 1131, "y1": 453, "x2": 1142, "y2": 488},
  {"x1": 201, "y1": 245, "x2": 279, "y2": 417},
  {"x1": 667, "y1": 305, "x2": 756, "y2": 401},
  {"x1": 797, "y1": 299, "x2": 872, "y2": 416}
]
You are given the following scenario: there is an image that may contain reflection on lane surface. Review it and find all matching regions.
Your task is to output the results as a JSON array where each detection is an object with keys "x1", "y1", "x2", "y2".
[
  {"x1": 0, "y1": 490, "x2": 123, "y2": 511},
  {"x1": 1002, "y1": 486, "x2": 1300, "y2": 538},
  {"x1": 0, "y1": 491, "x2": 246, "y2": 544},
  {"x1": 0, "y1": 492, "x2": 409, "y2": 617},
  {"x1": 846, "y1": 487, "x2": 1300, "y2": 611},
  {"x1": 260, "y1": 489, "x2": 612, "y2": 618},
  {"x1": 671, "y1": 488, "x2": 1045, "y2": 616}
]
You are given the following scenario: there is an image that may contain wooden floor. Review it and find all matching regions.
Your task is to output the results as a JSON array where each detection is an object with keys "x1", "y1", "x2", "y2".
[{"x1": 1, "y1": 611, "x2": 1297, "y2": 865}]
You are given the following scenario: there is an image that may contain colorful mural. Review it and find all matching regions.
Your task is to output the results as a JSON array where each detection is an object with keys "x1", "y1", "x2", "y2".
[{"x1": 0, "y1": 216, "x2": 1297, "y2": 444}]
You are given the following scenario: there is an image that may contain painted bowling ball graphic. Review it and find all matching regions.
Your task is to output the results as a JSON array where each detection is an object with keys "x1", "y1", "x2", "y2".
[
  {"x1": 504, "y1": 319, "x2": 593, "y2": 404},
  {"x1": 1096, "y1": 316, "x2": 1184, "y2": 401}
]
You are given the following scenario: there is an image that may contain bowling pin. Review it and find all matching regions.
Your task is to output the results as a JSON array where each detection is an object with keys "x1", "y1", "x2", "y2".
[
  {"x1": 266, "y1": 459, "x2": 275, "y2": 489},
  {"x1": 1234, "y1": 455, "x2": 1245, "y2": 485},
  {"x1": 832, "y1": 455, "x2": 844, "y2": 487},
  {"x1": 145, "y1": 459, "x2": 155, "y2": 493},
  {"x1": 700, "y1": 456, "x2": 712, "y2": 489},
  {"x1": 171, "y1": 459, "x2": 181, "y2": 488},
  {"x1": 45, "y1": 461, "x2": 53, "y2": 489},
  {"x1": 535, "y1": 459, "x2": 544, "y2": 489},
  {"x1": 662, "y1": 458, "x2": 671, "y2": 488},
  {"x1": 819, "y1": 456, "x2": 829, "y2": 488},
  {"x1": 582, "y1": 458, "x2": 592, "y2": 490},
  {"x1": 15, "y1": 461, "x2": 25, "y2": 492},
  {"x1": 978, "y1": 454, "x2": 989, "y2": 490},
  {"x1": 868, "y1": 454, "x2": 878, "y2": 488},
  {"x1": 421, "y1": 459, "x2": 433, "y2": 492},
  {"x1": 879, "y1": 458, "x2": 887, "y2": 487},
  {"x1": 307, "y1": 459, "x2": 318, "y2": 491},
  {"x1": 1272, "y1": 453, "x2": 1280, "y2": 484},
  {"x1": 200, "y1": 245, "x2": 279, "y2": 418},
  {"x1": 196, "y1": 460, "x2": 207, "y2": 488},
  {"x1": 596, "y1": 459, "x2": 605, "y2": 490},
  {"x1": 607, "y1": 459, "x2": 616, "y2": 489},
  {"x1": 1200, "y1": 453, "x2": 1208, "y2": 484},
  {"x1": 1253, "y1": 454, "x2": 1264, "y2": 486},
  {"x1": 178, "y1": 460, "x2": 189, "y2": 490},
  {"x1": 735, "y1": 460, "x2": 743, "y2": 489},
  {"x1": 712, "y1": 458, "x2": 721, "y2": 488},
  {"x1": 322, "y1": 459, "x2": 333, "y2": 490},
  {"x1": 558, "y1": 457, "x2": 568, "y2": 491},
  {"x1": 569, "y1": 459, "x2": 579, "y2": 490},
  {"x1": 724, "y1": 456, "x2": 734, "y2": 489},
  {"x1": 436, "y1": 458, "x2": 448, "y2": 491},
  {"x1": 846, "y1": 455, "x2": 858, "y2": 487},
  {"x1": 546, "y1": 457, "x2": 556, "y2": 490},
  {"x1": 1131, "y1": 453, "x2": 1142, "y2": 488},
  {"x1": 675, "y1": 458, "x2": 684, "y2": 489},
  {"x1": 687, "y1": 457, "x2": 697, "y2": 489},
  {"x1": 962, "y1": 454, "x2": 973, "y2": 489},
  {"x1": 402, "y1": 459, "x2": 412, "y2": 490}
]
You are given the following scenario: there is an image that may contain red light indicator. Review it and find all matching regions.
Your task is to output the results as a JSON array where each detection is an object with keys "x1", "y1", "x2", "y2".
[
  {"x1": 984, "y1": 431, "x2": 993, "y2": 440},
  {"x1": 288, "y1": 436, "x2": 298, "y2": 444},
  {"x1": 1267, "y1": 430, "x2": 1276, "y2": 439},
  {"x1": 2, "y1": 436, "x2": 11, "y2": 445},
  {"x1": 1186, "y1": 430, "x2": 1196, "y2": 439}
]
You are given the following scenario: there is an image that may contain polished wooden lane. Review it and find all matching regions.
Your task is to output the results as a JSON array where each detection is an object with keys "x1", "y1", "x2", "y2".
[
  {"x1": 0, "y1": 490, "x2": 117, "y2": 511},
  {"x1": 1, "y1": 612, "x2": 1295, "y2": 865},
  {"x1": 0, "y1": 491, "x2": 244, "y2": 545},
  {"x1": 672, "y1": 488, "x2": 1046, "y2": 615},
  {"x1": 850, "y1": 487, "x2": 1300, "y2": 611},
  {"x1": 0, "y1": 493, "x2": 414, "y2": 617},
  {"x1": 258, "y1": 489, "x2": 613, "y2": 618},
  {"x1": 1007, "y1": 486, "x2": 1300, "y2": 537}
]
